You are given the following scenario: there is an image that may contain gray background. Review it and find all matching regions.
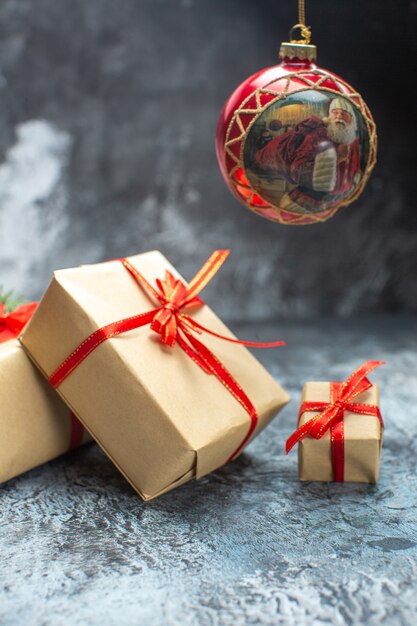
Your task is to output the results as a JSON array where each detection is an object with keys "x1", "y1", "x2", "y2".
[
  {"x1": 1, "y1": 3, "x2": 417, "y2": 625},
  {"x1": 1, "y1": 0, "x2": 416, "y2": 319}
]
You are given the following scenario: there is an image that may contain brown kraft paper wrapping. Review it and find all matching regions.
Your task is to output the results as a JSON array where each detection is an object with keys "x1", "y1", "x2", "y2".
[
  {"x1": 20, "y1": 251, "x2": 290, "y2": 500},
  {"x1": 0, "y1": 339, "x2": 91, "y2": 484},
  {"x1": 298, "y1": 382, "x2": 382, "y2": 483}
]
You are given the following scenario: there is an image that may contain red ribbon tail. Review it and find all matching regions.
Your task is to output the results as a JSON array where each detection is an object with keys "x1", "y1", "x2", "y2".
[
  {"x1": 176, "y1": 331, "x2": 213, "y2": 374},
  {"x1": 180, "y1": 315, "x2": 285, "y2": 349},
  {"x1": 120, "y1": 258, "x2": 164, "y2": 305},
  {"x1": 339, "y1": 360, "x2": 385, "y2": 403},
  {"x1": 182, "y1": 328, "x2": 258, "y2": 462},
  {"x1": 184, "y1": 250, "x2": 230, "y2": 301},
  {"x1": 285, "y1": 412, "x2": 327, "y2": 454},
  {"x1": 286, "y1": 421, "x2": 312, "y2": 454},
  {"x1": 285, "y1": 401, "x2": 330, "y2": 453}
]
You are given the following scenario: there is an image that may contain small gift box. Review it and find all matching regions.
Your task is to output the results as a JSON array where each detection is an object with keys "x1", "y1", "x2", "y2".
[
  {"x1": 1, "y1": 304, "x2": 90, "y2": 484},
  {"x1": 20, "y1": 250, "x2": 290, "y2": 500},
  {"x1": 286, "y1": 361, "x2": 384, "y2": 483}
]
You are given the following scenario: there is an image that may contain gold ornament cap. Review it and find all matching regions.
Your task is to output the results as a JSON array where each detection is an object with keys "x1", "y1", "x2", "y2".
[
  {"x1": 279, "y1": 41, "x2": 317, "y2": 62},
  {"x1": 279, "y1": 24, "x2": 317, "y2": 62}
]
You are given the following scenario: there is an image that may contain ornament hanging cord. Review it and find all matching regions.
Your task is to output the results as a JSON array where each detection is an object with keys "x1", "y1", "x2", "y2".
[
  {"x1": 299, "y1": 0, "x2": 305, "y2": 25},
  {"x1": 290, "y1": 0, "x2": 312, "y2": 45}
]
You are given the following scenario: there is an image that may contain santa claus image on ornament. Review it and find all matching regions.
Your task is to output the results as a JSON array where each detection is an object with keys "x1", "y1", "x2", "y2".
[{"x1": 243, "y1": 91, "x2": 368, "y2": 215}]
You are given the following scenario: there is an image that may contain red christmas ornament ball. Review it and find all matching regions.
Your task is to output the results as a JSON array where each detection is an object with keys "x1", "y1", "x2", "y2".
[{"x1": 216, "y1": 41, "x2": 377, "y2": 225}]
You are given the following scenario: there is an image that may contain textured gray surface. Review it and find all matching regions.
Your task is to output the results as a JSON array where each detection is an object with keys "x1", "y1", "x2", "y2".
[
  {"x1": 1, "y1": 316, "x2": 417, "y2": 626},
  {"x1": 1, "y1": 0, "x2": 417, "y2": 319}
]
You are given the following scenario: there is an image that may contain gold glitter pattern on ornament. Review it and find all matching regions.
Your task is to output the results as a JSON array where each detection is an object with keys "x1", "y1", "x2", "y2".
[{"x1": 224, "y1": 70, "x2": 377, "y2": 225}]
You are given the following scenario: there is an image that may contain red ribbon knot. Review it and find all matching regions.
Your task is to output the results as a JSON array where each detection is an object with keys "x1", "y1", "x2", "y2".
[
  {"x1": 286, "y1": 360, "x2": 384, "y2": 481},
  {"x1": 162, "y1": 301, "x2": 178, "y2": 314},
  {"x1": 48, "y1": 250, "x2": 285, "y2": 463}
]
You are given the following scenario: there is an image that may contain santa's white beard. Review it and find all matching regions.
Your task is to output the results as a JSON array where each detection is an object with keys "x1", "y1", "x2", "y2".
[{"x1": 327, "y1": 121, "x2": 357, "y2": 145}]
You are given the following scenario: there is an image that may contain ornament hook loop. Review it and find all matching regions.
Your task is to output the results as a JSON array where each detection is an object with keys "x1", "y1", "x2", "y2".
[{"x1": 289, "y1": 23, "x2": 312, "y2": 45}]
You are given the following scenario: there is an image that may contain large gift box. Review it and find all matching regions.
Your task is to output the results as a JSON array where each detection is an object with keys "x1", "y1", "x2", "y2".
[
  {"x1": 286, "y1": 361, "x2": 384, "y2": 483},
  {"x1": 0, "y1": 337, "x2": 90, "y2": 484},
  {"x1": 20, "y1": 250, "x2": 290, "y2": 500}
]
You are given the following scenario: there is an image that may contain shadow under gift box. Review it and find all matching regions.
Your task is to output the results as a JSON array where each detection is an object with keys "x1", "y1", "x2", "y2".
[
  {"x1": 298, "y1": 382, "x2": 382, "y2": 483},
  {"x1": 0, "y1": 339, "x2": 91, "y2": 484},
  {"x1": 20, "y1": 251, "x2": 290, "y2": 500}
]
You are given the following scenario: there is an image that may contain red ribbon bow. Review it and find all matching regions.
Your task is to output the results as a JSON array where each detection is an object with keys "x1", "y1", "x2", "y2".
[
  {"x1": 49, "y1": 250, "x2": 285, "y2": 462},
  {"x1": 286, "y1": 360, "x2": 384, "y2": 481},
  {"x1": 0, "y1": 302, "x2": 38, "y2": 343}
]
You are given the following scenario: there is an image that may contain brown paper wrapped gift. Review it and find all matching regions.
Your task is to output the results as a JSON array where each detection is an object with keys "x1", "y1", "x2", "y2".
[
  {"x1": 288, "y1": 360, "x2": 384, "y2": 484},
  {"x1": 0, "y1": 339, "x2": 91, "y2": 484},
  {"x1": 297, "y1": 382, "x2": 382, "y2": 483},
  {"x1": 20, "y1": 250, "x2": 290, "y2": 500}
]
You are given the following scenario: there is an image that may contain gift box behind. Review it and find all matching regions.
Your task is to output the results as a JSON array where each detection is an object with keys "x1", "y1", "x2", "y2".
[
  {"x1": 20, "y1": 251, "x2": 290, "y2": 500},
  {"x1": 0, "y1": 339, "x2": 91, "y2": 484}
]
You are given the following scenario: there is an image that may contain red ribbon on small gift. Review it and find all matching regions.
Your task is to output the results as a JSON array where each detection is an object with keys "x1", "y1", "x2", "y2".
[
  {"x1": 286, "y1": 361, "x2": 384, "y2": 482},
  {"x1": 48, "y1": 250, "x2": 285, "y2": 462},
  {"x1": 1, "y1": 300, "x2": 84, "y2": 450}
]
